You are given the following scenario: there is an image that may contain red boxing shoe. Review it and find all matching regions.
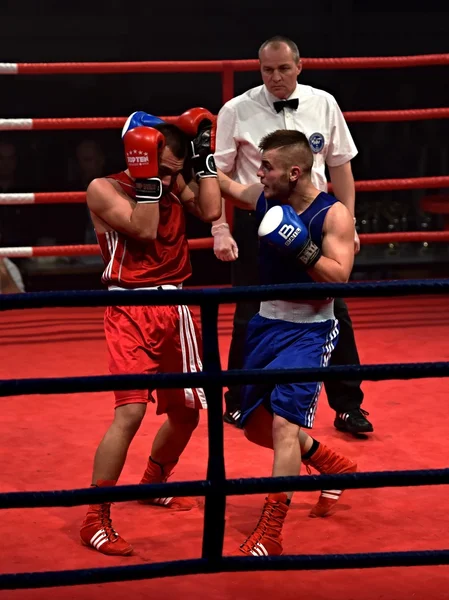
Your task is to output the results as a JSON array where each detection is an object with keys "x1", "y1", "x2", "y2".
[
  {"x1": 303, "y1": 444, "x2": 357, "y2": 517},
  {"x1": 80, "y1": 480, "x2": 133, "y2": 556},
  {"x1": 139, "y1": 457, "x2": 196, "y2": 511},
  {"x1": 235, "y1": 493, "x2": 289, "y2": 556}
]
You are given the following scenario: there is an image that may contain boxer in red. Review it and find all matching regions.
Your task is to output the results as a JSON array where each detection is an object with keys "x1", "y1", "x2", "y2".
[{"x1": 80, "y1": 109, "x2": 221, "y2": 556}]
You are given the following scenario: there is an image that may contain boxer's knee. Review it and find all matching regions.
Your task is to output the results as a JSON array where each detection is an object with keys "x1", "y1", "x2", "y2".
[
  {"x1": 114, "y1": 402, "x2": 147, "y2": 437},
  {"x1": 167, "y1": 405, "x2": 200, "y2": 432}
]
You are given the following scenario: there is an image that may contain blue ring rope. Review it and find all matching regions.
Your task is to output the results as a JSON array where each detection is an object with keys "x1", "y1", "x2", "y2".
[
  {"x1": 1, "y1": 468, "x2": 449, "y2": 509},
  {"x1": 0, "y1": 278, "x2": 448, "y2": 311},
  {"x1": 1, "y1": 551, "x2": 449, "y2": 590},
  {"x1": 2, "y1": 278, "x2": 448, "y2": 588},
  {"x1": 1, "y1": 362, "x2": 448, "y2": 398}
]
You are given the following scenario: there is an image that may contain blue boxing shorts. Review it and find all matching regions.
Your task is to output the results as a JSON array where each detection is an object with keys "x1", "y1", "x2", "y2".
[{"x1": 241, "y1": 314, "x2": 339, "y2": 429}]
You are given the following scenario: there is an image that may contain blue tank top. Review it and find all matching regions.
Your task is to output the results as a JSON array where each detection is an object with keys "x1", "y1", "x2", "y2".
[{"x1": 255, "y1": 191, "x2": 338, "y2": 285}]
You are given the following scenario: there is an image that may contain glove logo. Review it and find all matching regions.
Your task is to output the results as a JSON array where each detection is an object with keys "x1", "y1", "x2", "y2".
[
  {"x1": 278, "y1": 224, "x2": 302, "y2": 246},
  {"x1": 298, "y1": 243, "x2": 320, "y2": 265},
  {"x1": 126, "y1": 149, "x2": 149, "y2": 165},
  {"x1": 308, "y1": 132, "x2": 325, "y2": 154}
]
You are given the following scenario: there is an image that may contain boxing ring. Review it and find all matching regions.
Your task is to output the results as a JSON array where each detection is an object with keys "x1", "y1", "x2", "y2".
[{"x1": 1, "y1": 54, "x2": 449, "y2": 598}]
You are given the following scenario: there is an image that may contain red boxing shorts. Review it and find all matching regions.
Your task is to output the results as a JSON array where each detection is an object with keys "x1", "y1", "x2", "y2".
[{"x1": 104, "y1": 304, "x2": 206, "y2": 413}]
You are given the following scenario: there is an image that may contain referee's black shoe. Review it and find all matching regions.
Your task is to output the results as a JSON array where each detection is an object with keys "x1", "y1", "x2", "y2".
[
  {"x1": 223, "y1": 409, "x2": 242, "y2": 428},
  {"x1": 334, "y1": 408, "x2": 373, "y2": 434}
]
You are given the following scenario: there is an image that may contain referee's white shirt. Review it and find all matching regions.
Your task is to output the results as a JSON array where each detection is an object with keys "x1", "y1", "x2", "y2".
[{"x1": 214, "y1": 83, "x2": 358, "y2": 192}]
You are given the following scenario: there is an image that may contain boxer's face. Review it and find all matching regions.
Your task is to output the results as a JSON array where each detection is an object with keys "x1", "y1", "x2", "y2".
[
  {"x1": 257, "y1": 149, "x2": 291, "y2": 200},
  {"x1": 259, "y1": 43, "x2": 301, "y2": 99},
  {"x1": 159, "y1": 146, "x2": 185, "y2": 194}
]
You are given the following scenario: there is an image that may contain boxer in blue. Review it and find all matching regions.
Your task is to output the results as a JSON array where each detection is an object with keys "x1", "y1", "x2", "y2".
[{"x1": 218, "y1": 130, "x2": 357, "y2": 556}]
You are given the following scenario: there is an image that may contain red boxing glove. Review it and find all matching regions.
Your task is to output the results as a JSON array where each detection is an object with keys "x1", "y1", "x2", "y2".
[
  {"x1": 176, "y1": 107, "x2": 217, "y2": 181},
  {"x1": 176, "y1": 107, "x2": 216, "y2": 149},
  {"x1": 123, "y1": 126, "x2": 165, "y2": 202}
]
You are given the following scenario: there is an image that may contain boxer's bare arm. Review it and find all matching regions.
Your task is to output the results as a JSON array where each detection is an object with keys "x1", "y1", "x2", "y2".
[
  {"x1": 87, "y1": 177, "x2": 160, "y2": 241},
  {"x1": 308, "y1": 202, "x2": 354, "y2": 283},
  {"x1": 177, "y1": 174, "x2": 222, "y2": 222},
  {"x1": 217, "y1": 169, "x2": 262, "y2": 210}
]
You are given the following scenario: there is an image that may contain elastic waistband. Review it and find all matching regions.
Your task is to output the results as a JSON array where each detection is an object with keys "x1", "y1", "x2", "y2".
[
  {"x1": 259, "y1": 299, "x2": 334, "y2": 323},
  {"x1": 108, "y1": 284, "x2": 182, "y2": 291}
]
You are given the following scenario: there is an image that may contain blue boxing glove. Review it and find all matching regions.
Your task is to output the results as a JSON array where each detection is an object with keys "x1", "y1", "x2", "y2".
[
  {"x1": 258, "y1": 204, "x2": 321, "y2": 268},
  {"x1": 122, "y1": 111, "x2": 165, "y2": 138}
]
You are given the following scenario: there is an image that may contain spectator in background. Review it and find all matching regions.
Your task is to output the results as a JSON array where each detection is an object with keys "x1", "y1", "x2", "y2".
[
  {"x1": 0, "y1": 141, "x2": 18, "y2": 192},
  {"x1": 69, "y1": 140, "x2": 107, "y2": 248},
  {"x1": 29, "y1": 137, "x2": 106, "y2": 256},
  {"x1": 0, "y1": 258, "x2": 25, "y2": 293},
  {"x1": 68, "y1": 139, "x2": 106, "y2": 191},
  {"x1": 0, "y1": 141, "x2": 23, "y2": 245},
  {"x1": 0, "y1": 140, "x2": 27, "y2": 286}
]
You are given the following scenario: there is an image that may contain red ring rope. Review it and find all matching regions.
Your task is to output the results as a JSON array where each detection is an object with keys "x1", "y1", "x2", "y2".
[
  {"x1": 0, "y1": 176, "x2": 447, "y2": 206},
  {"x1": 1, "y1": 108, "x2": 449, "y2": 131},
  {"x1": 1, "y1": 52, "x2": 447, "y2": 262},
  {"x1": 1, "y1": 232, "x2": 448, "y2": 259},
  {"x1": 1, "y1": 54, "x2": 448, "y2": 75}
]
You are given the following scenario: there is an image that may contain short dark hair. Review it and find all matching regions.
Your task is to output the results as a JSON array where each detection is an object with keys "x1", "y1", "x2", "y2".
[
  {"x1": 153, "y1": 123, "x2": 188, "y2": 160},
  {"x1": 259, "y1": 130, "x2": 313, "y2": 173},
  {"x1": 258, "y1": 36, "x2": 300, "y2": 62}
]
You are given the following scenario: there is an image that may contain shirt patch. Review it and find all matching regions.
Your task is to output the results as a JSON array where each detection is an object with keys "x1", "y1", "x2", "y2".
[{"x1": 309, "y1": 132, "x2": 325, "y2": 153}]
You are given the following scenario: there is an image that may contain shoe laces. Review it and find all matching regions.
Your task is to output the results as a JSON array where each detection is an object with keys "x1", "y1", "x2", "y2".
[
  {"x1": 98, "y1": 504, "x2": 119, "y2": 542},
  {"x1": 344, "y1": 408, "x2": 370, "y2": 418},
  {"x1": 240, "y1": 500, "x2": 284, "y2": 552}
]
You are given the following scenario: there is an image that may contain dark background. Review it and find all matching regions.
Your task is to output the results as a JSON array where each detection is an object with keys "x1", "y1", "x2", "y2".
[{"x1": 0, "y1": 0, "x2": 448, "y2": 289}]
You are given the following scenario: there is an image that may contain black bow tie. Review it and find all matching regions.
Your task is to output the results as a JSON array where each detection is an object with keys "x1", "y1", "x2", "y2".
[{"x1": 273, "y1": 98, "x2": 299, "y2": 113}]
